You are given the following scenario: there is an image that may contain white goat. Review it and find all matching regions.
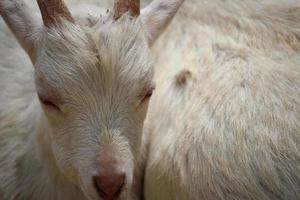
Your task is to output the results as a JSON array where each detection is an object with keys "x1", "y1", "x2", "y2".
[
  {"x1": 0, "y1": 0, "x2": 183, "y2": 199},
  {"x1": 143, "y1": 0, "x2": 300, "y2": 199}
]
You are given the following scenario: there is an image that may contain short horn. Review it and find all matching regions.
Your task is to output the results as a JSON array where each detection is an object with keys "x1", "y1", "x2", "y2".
[
  {"x1": 113, "y1": 0, "x2": 140, "y2": 20},
  {"x1": 37, "y1": 0, "x2": 74, "y2": 27}
]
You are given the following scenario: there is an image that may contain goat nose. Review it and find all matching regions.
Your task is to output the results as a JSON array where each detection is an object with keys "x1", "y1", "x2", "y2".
[{"x1": 93, "y1": 170, "x2": 125, "y2": 199}]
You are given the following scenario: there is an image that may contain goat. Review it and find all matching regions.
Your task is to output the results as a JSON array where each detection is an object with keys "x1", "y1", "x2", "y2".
[
  {"x1": 0, "y1": 0, "x2": 183, "y2": 199},
  {"x1": 143, "y1": 0, "x2": 300, "y2": 199}
]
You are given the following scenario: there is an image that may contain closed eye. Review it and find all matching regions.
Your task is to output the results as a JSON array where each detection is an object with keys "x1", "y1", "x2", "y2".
[
  {"x1": 141, "y1": 91, "x2": 153, "y2": 103},
  {"x1": 38, "y1": 95, "x2": 61, "y2": 111},
  {"x1": 141, "y1": 85, "x2": 155, "y2": 103}
]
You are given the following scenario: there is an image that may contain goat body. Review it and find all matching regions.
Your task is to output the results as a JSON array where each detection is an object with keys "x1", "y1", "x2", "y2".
[{"x1": 143, "y1": 0, "x2": 300, "y2": 199}]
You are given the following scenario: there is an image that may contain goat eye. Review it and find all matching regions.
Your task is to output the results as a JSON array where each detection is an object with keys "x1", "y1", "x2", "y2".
[
  {"x1": 141, "y1": 86, "x2": 155, "y2": 103},
  {"x1": 38, "y1": 95, "x2": 61, "y2": 111}
]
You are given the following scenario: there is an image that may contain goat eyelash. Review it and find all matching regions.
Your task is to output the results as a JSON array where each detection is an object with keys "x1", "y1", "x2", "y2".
[
  {"x1": 38, "y1": 96, "x2": 61, "y2": 111},
  {"x1": 142, "y1": 91, "x2": 153, "y2": 102},
  {"x1": 140, "y1": 87, "x2": 155, "y2": 103}
]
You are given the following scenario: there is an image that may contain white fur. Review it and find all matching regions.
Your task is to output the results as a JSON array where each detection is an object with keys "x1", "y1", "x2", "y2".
[
  {"x1": 143, "y1": 0, "x2": 300, "y2": 199},
  {"x1": 0, "y1": 0, "x2": 176, "y2": 199}
]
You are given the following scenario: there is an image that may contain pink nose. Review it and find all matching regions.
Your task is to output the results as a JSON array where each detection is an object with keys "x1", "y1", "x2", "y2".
[{"x1": 93, "y1": 169, "x2": 125, "y2": 199}]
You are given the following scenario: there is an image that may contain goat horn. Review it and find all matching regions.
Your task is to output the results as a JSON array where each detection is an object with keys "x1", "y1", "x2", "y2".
[
  {"x1": 113, "y1": 0, "x2": 140, "y2": 20},
  {"x1": 37, "y1": 0, "x2": 74, "y2": 27}
]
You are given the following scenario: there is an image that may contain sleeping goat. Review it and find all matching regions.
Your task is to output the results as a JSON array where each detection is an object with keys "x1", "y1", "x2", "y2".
[
  {"x1": 0, "y1": 0, "x2": 182, "y2": 199},
  {"x1": 143, "y1": 0, "x2": 300, "y2": 199}
]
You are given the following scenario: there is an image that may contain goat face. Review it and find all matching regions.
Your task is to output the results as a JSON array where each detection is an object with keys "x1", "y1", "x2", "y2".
[
  {"x1": 35, "y1": 16, "x2": 153, "y2": 199},
  {"x1": 31, "y1": 1, "x2": 154, "y2": 199}
]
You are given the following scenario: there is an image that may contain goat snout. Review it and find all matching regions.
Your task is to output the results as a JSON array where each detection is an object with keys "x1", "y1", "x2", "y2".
[{"x1": 93, "y1": 167, "x2": 125, "y2": 200}]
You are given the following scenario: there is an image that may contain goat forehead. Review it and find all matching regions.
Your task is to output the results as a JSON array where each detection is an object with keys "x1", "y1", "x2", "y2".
[
  {"x1": 36, "y1": 20, "x2": 153, "y2": 100},
  {"x1": 40, "y1": 20, "x2": 150, "y2": 63}
]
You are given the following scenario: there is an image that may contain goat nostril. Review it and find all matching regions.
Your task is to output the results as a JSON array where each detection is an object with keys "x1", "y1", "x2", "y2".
[{"x1": 93, "y1": 172, "x2": 125, "y2": 199}]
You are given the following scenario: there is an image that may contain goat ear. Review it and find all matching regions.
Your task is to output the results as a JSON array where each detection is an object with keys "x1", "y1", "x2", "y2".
[
  {"x1": 141, "y1": 0, "x2": 184, "y2": 46},
  {"x1": 0, "y1": 0, "x2": 40, "y2": 63}
]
